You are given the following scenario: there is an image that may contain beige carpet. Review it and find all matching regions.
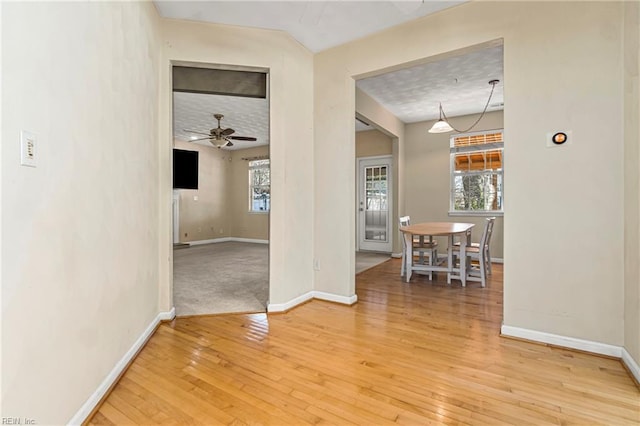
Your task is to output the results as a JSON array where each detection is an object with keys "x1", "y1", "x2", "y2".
[
  {"x1": 173, "y1": 243, "x2": 391, "y2": 316},
  {"x1": 173, "y1": 242, "x2": 269, "y2": 316}
]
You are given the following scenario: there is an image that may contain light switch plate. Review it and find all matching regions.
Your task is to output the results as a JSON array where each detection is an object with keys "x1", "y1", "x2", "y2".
[{"x1": 20, "y1": 130, "x2": 37, "y2": 167}]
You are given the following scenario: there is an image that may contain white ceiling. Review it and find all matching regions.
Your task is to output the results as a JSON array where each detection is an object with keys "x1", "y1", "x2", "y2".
[
  {"x1": 154, "y1": 1, "x2": 466, "y2": 53},
  {"x1": 167, "y1": 1, "x2": 503, "y2": 145},
  {"x1": 173, "y1": 92, "x2": 269, "y2": 150},
  {"x1": 356, "y1": 44, "x2": 504, "y2": 123}
]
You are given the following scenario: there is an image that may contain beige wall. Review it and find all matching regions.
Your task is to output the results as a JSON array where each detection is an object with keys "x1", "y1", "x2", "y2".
[
  {"x1": 1, "y1": 3, "x2": 638, "y2": 423},
  {"x1": 158, "y1": 19, "x2": 314, "y2": 309},
  {"x1": 404, "y1": 111, "x2": 504, "y2": 258},
  {"x1": 174, "y1": 140, "x2": 231, "y2": 242},
  {"x1": 173, "y1": 142, "x2": 270, "y2": 243},
  {"x1": 229, "y1": 145, "x2": 270, "y2": 240},
  {"x1": 356, "y1": 129, "x2": 392, "y2": 158},
  {"x1": 623, "y1": 2, "x2": 640, "y2": 365},
  {"x1": 1, "y1": 2, "x2": 162, "y2": 423},
  {"x1": 315, "y1": 2, "x2": 626, "y2": 348}
]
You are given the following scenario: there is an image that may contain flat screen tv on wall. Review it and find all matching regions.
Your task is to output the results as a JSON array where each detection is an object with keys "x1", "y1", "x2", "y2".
[{"x1": 173, "y1": 149, "x2": 199, "y2": 190}]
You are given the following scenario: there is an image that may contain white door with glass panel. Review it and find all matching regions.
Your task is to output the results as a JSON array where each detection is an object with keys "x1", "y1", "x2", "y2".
[{"x1": 358, "y1": 156, "x2": 393, "y2": 252}]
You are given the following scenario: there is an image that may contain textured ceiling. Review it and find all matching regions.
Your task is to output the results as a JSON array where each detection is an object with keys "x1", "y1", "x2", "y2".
[
  {"x1": 167, "y1": 3, "x2": 502, "y2": 140},
  {"x1": 173, "y1": 45, "x2": 503, "y2": 142},
  {"x1": 356, "y1": 44, "x2": 504, "y2": 124},
  {"x1": 173, "y1": 92, "x2": 269, "y2": 151},
  {"x1": 154, "y1": 1, "x2": 466, "y2": 53}
]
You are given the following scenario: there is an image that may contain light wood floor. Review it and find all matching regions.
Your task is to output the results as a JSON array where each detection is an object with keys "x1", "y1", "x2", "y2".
[{"x1": 88, "y1": 261, "x2": 639, "y2": 425}]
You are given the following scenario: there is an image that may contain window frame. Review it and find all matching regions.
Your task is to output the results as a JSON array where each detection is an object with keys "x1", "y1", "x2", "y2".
[
  {"x1": 448, "y1": 129, "x2": 504, "y2": 217},
  {"x1": 248, "y1": 159, "x2": 270, "y2": 214}
]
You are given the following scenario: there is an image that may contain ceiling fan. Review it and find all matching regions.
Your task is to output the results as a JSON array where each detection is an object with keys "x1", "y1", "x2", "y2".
[{"x1": 184, "y1": 113, "x2": 257, "y2": 148}]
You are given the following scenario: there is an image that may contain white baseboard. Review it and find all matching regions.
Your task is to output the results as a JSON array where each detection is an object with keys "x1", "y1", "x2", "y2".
[
  {"x1": 231, "y1": 237, "x2": 269, "y2": 244},
  {"x1": 159, "y1": 306, "x2": 176, "y2": 321},
  {"x1": 312, "y1": 291, "x2": 358, "y2": 305},
  {"x1": 391, "y1": 252, "x2": 403, "y2": 259},
  {"x1": 188, "y1": 237, "x2": 268, "y2": 246},
  {"x1": 500, "y1": 325, "x2": 622, "y2": 357},
  {"x1": 490, "y1": 257, "x2": 504, "y2": 264},
  {"x1": 502, "y1": 325, "x2": 640, "y2": 385},
  {"x1": 267, "y1": 291, "x2": 357, "y2": 313},
  {"x1": 267, "y1": 292, "x2": 314, "y2": 313},
  {"x1": 622, "y1": 347, "x2": 640, "y2": 384},
  {"x1": 68, "y1": 307, "x2": 175, "y2": 425},
  {"x1": 188, "y1": 237, "x2": 231, "y2": 245}
]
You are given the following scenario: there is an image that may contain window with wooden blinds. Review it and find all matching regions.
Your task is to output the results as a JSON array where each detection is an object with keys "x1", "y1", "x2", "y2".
[
  {"x1": 450, "y1": 129, "x2": 504, "y2": 214},
  {"x1": 452, "y1": 131, "x2": 503, "y2": 147}
]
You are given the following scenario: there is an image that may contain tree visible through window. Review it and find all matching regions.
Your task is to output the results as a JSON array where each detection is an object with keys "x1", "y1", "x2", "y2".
[
  {"x1": 450, "y1": 130, "x2": 503, "y2": 213},
  {"x1": 249, "y1": 159, "x2": 270, "y2": 212}
]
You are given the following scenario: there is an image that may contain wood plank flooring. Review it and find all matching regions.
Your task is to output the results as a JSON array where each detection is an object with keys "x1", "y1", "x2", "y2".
[{"x1": 88, "y1": 261, "x2": 640, "y2": 425}]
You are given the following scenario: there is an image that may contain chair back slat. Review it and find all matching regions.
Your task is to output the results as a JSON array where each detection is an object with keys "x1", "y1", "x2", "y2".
[
  {"x1": 480, "y1": 217, "x2": 496, "y2": 248},
  {"x1": 399, "y1": 216, "x2": 410, "y2": 251}
]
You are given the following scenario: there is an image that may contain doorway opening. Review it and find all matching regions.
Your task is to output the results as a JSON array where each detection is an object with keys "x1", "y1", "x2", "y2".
[
  {"x1": 353, "y1": 40, "x2": 504, "y2": 290},
  {"x1": 171, "y1": 64, "x2": 270, "y2": 316},
  {"x1": 354, "y1": 116, "x2": 395, "y2": 274}
]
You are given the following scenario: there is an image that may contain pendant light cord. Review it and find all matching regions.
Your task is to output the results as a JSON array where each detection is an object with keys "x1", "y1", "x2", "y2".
[{"x1": 441, "y1": 80, "x2": 498, "y2": 133}]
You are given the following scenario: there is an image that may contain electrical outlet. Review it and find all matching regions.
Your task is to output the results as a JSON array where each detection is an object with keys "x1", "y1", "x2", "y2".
[
  {"x1": 20, "y1": 130, "x2": 37, "y2": 167},
  {"x1": 314, "y1": 258, "x2": 320, "y2": 271},
  {"x1": 219, "y1": 229, "x2": 223, "y2": 234}
]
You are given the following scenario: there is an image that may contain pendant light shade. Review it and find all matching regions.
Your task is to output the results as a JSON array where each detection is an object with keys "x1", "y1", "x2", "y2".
[
  {"x1": 428, "y1": 103, "x2": 453, "y2": 133},
  {"x1": 428, "y1": 119, "x2": 454, "y2": 133},
  {"x1": 428, "y1": 80, "x2": 500, "y2": 134}
]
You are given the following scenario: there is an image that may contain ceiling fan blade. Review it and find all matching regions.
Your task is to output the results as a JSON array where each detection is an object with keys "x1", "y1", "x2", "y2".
[
  {"x1": 222, "y1": 128, "x2": 235, "y2": 136},
  {"x1": 229, "y1": 135, "x2": 257, "y2": 141},
  {"x1": 184, "y1": 129, "x2": 210, "y2": 136}
]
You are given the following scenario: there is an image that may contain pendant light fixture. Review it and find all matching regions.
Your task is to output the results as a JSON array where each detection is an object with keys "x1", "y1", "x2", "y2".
[
  {"x1": 429, "y1": 103, "x2": 454, "y2": 133},
  {"x1": 428, "y1": 79, "x2": 500, "y2": 134}
]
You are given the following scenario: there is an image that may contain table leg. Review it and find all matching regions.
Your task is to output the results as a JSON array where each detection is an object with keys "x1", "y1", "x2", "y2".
[
  {"x1": 460, "y1": 230, "x2": 471, "y2": 287},
  {"x1": 428, "y1": 235, "x2": 435, "y2": 280},
  {"x1": 404, "y1": 232, "x2": 413, "y2": 283},
  {"x1": 447, "y1": 234, "x2": 453, "y2": 284}
]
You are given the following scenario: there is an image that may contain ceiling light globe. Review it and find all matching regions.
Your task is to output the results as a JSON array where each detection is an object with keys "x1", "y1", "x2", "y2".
[{"x1": 429, "y1": 119, "x2": 454, "y2": 133}]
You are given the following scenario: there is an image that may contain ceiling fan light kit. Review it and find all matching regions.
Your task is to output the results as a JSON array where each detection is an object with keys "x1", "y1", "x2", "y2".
[{"x1": 428, "y1": 79, "x2": 500, "y2": 134}]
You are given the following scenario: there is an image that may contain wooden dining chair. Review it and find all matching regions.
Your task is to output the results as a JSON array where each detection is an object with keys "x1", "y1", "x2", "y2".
[
  {"x1": 399, "y1": 216, "x2": 438, "y2": 279},
  {"x1": 452, "y1": 216, "x2": 495, "y2": 275},
  {"x1": 451, "y1": 217, "x2": 495, "y2": 287}
]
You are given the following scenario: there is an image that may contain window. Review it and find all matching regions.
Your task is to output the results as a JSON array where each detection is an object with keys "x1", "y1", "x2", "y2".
[
  {"x1": 450, "y1": 130, "x2": 503, "y2": 214},
  {"x1": 249, "y1": 159, "x2": 270, "y2": 212}
]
